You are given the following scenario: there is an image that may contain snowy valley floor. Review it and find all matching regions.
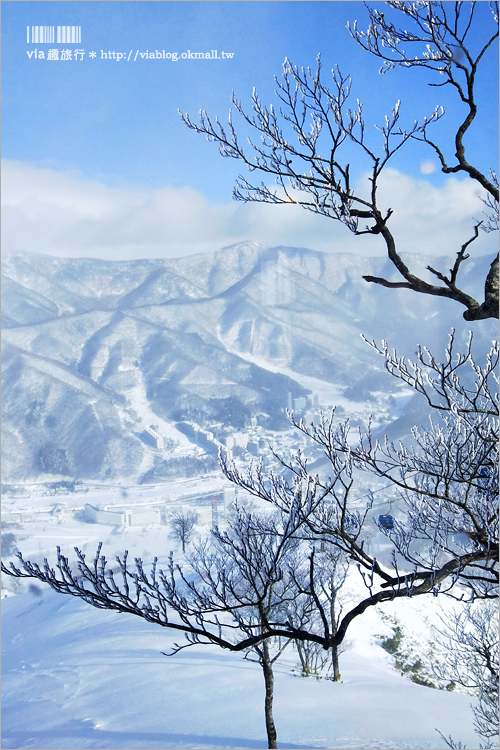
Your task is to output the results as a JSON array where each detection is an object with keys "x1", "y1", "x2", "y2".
[{"x1": 2, "y1": 578, "x2": 482, "y2": 750}]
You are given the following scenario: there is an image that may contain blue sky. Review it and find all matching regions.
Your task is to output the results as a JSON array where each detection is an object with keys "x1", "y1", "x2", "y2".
[{"x1": 2, "y1": 1, "x2": 498, "y2": 259}]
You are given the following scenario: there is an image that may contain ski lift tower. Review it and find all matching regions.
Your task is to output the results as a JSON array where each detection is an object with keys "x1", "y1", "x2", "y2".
[{"x1": 211, "y1": 496, "x2": 219, "y2": 531}]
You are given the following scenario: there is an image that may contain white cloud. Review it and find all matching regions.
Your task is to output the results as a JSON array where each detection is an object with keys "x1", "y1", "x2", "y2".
[
  {"x1": 1, "y1": 160, "x2": 496, "y2": 260},
  {"x1": 372, "y1": 168, "x2": 494, "y2": 255}
]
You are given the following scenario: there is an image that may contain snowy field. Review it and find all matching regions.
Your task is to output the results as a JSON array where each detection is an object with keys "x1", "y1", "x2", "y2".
[
  {"x1": 2, "y1": 579, "x2": 481, "y2": 750},
  {"x1": 2, "y1": 486, "x2": 483, "y2": 750}
]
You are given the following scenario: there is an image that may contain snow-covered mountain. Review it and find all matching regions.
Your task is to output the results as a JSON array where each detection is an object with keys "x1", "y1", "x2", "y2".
[{"x1": 2, "y1": 242, "x2": 496, "y2": 484}]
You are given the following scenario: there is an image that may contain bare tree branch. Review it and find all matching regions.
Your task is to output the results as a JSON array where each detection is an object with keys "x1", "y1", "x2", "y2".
[{"x1": 180, "y1": 3, "x2": 499, "y2": 320}]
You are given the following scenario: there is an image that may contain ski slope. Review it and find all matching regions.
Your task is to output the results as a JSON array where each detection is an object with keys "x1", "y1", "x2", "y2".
[{"x1": 1, "y1": 579, "x2": 481, "y2": 749}]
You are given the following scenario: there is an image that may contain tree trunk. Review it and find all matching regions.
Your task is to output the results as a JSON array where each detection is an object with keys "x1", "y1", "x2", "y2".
[
  {"x1": 330, "y1": 585, "x2": 341, "y2": 681},
  {"x1": 331, "y1": 643, "x2": 341, "y2": 682},
  {"x1": 295, "y1": 639, "x2": 308, "y2": 676},
  {"x1": 261, "y1": 640, "x2": 278, "y2": 749}
]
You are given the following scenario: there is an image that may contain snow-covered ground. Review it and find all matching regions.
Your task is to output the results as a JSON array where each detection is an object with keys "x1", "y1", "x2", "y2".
[
  {"x1": 2, "y1": 489, "x2": 484, "y2": 750},
  {"x1": 1, "y1": 577, "x2": 481, "y2": 750},
  {"x1": 2, "y1": 475, "x2": 228, "y2": 517}
]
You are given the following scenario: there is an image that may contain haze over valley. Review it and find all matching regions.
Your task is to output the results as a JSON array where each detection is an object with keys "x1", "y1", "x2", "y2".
[{"x1": 2, "y1": 242, "x2": 495, "y2": 487}]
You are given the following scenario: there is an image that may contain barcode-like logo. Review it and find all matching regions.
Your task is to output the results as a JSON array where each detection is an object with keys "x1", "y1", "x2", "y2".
[{"x1": 27, "y1": 26, "x2": 81, "y2": 43}]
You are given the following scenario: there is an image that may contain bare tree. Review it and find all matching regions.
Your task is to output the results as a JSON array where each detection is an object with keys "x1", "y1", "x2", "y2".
[
  {"x1": 175, "y1": 508, "x2": 306, "y2": 749},
  {"x1": 291, "y1": 618, "x2": 330, "y2": 678},
  {"x1": 316, "y1": 548, "x2": 350, "y2": 681},
  {"x1": 180, "y1": 2, "x2": 498, "y2": 320},
  {"x1": 433, "y1": 599, "x2": 499, "y2": 747},
  {"x1": 169, "y1": 509, "x2": 199, "y2": 553},
  {"x1": 169, "y1": 507, "x2": 356, "y2": 744},
  {"x1": 352, "y1": 331, "x2": 499, "y2": 599},
  {"x1": 222, "y1": 333, "x2": 498, "y2": 603},
  {"x1": 220, "y1": 331, "x2": 498, "y2": 743},
  {"x1": 2, "y1": 504, "x2": 316, "y2": 749},
  {"x1": 288, "y1": 545, "x2": 350, "y2": 681},
  {"x1": 2, "y1": 335, "x2": 498, "y2": 744}
]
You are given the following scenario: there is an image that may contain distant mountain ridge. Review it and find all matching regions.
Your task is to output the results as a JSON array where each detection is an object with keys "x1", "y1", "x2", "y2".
[{"x1": 2, "y1": 242, "x2": 496, "y2": 484}]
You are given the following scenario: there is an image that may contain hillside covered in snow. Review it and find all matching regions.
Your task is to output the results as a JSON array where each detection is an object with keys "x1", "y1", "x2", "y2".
[{"x1": 2, "y1": 243, "x2": 496, "y2": 486}]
